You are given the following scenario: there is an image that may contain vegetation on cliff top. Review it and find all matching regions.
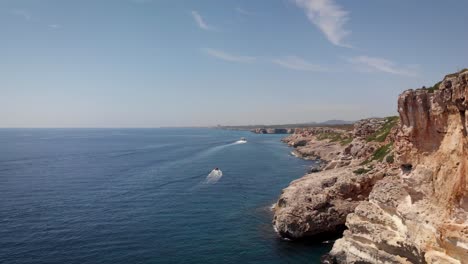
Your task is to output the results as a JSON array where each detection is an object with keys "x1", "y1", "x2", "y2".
[
  {"x1": 366, "y1": 116, "x2": 399, "y2": 142},
  {"x1": 423, "y1": 69, "x2": 467, "y2": 93},
  {"x1": 426, "y1": 81, "x2": 441, "y2": 93},
  {"x1": 316, "y1": 131, "x2": 353, "y2": 146},
  {"x1": 445, "y1": 68, "x2": 468, "y2": 78}
]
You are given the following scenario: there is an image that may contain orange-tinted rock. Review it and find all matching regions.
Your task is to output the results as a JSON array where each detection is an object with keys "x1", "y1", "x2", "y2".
[{"x1": 330, "y1": 70, "x2": 468, "y2": 263}]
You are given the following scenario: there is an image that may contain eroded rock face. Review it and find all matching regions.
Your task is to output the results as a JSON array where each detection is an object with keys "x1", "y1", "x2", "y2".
[
  {"x1": 273, "y1": 165, "x2": 393, "y2": 239},
  {"x1": 292, "y1": 140, "x2": 345, "y2": 162},
  {"x1": 353, "y1": 118, "x2": 386, "y2": 138},
  {"x1": 330, "y1": 70, "x2": 468, "y2": 263},
  {"x1": 273, "y1": 119, "x2": 394, "y2": 239},
  {"x1": 282, "y1": 127, "x2": 350, "y2": 162}
]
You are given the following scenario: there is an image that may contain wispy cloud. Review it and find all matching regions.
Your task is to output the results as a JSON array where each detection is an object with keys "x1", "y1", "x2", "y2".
[
  {"x1": 131, "y1": 0, "x2": 152, "y2": 3},
  {"x1": 202, "y1": 48, "x2": 256, "y2": 63},
  {"x1": 293, "y1": 0, "x2": 351, "y2": 48},
  {"x1": 10, "y1": 9, "x2": 31, "y2": 21},
  {"x1": 272, "y1": 56, "x2": 327, "y2": 72},
  {"x1": 348, "y1": 56, "x2": 419, "y2": 76},
  {"x1": 236, "y1": 7, "x2": 253, "y2": 16},
  {"x1": 48, "y1": 24, "x2": 62, "y2": 29},
  {"x1": 191, "y1": 11, "x2": 216, "y2": 31}
]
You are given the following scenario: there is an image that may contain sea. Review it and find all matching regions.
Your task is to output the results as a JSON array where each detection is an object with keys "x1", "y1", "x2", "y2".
[{"x1": 0, "y1": 128, "x2": 331, "y2": 264}]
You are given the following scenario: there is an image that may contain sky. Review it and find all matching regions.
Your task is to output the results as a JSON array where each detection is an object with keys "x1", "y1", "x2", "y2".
[{"x1": 1, "y1": 0, "x2": 468, "y2": 128}]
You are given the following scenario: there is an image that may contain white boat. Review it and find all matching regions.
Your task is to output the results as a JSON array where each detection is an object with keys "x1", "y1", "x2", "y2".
[{"x1": 239, "y1": 137, "x2": 247, "y2": 143}]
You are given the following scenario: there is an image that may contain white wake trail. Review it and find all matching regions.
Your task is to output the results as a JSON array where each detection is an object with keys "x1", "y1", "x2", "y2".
[{"x1": 206, "y1": 169, "x2": 223, "y2": 183}]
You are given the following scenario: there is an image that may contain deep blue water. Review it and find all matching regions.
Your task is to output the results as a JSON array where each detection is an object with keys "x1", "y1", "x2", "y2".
[{"x1": 0, "y1": 128, "x2": 330, "y2": 264}]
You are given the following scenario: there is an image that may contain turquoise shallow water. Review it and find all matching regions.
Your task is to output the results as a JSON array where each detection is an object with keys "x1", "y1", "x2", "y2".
[{"x1": 0, "y1": 128, "x2": 330, "y2": 264}]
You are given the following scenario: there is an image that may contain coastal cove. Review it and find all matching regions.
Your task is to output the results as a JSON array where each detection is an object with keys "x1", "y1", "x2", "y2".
[{"x1": 0, "y1": 128, "x2": 330, "y2": 264}]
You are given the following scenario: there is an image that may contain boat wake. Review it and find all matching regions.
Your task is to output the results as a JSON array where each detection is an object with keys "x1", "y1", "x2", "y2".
[{"x1": 201, "y1": 139, "x2": 247, "y2": 156}]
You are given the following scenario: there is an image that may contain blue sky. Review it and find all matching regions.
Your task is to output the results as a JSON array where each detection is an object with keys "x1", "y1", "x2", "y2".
[{"x1": 1, "y1": 0, "x2": 467, "y2": 127}]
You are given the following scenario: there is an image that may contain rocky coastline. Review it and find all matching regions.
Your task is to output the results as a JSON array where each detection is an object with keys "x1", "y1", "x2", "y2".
[
  {"x1": 273, "y1": 118, "x2": 398, "y2": 239},
  {"x1": 273, "y1": 70, "x2": 468, "y2": 263},
  {"x1": 252, "y1": 128, "x2": 294, "y2": 134}
]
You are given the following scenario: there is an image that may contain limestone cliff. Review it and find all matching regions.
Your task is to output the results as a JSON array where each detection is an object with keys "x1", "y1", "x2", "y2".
[
  {"x1": 329, "y1": 70, "x2": 468, "y2": 263},
  {"x1": 273, "y1": 118, "x2": 399, "y2": 239}
]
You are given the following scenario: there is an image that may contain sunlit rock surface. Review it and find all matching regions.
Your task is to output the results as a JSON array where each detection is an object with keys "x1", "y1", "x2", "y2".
[{"x1": 330, "y1": 70, "x2": 468, "y2": 263}]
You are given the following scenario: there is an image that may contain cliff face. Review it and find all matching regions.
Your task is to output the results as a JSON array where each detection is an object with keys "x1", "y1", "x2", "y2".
[
  {"x1": 273, "y1": 119, "x2": 398, "y2": 239},
  {"x1": 330, "y1": 70, "x2": 468, "y2": 263}
]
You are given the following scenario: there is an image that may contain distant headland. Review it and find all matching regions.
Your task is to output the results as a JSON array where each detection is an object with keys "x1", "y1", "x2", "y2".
[{"x1": 216, "y1": 120, "x2": 355, "y2": 134}]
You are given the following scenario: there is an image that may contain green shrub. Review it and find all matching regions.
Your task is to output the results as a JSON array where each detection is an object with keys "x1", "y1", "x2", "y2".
[
  {"x1": 316, "y1": 132, "x2": 353, "y2": 146},
  {"x1": 353, "y1": 165, "x2": 374, "y2": 175},
  {"x1": 372, "y1": 143, "x2": 392, "y2": 161},
  {"x1": 385, "y1": 154, "x2": 394, "y2": 163},
  {"x1": 340, "y1": 137, "x2": 353, "y2": 146},
  {"x1": 426, "y1": 81, "x2": 441, "y2": 93},
  {"x1": 361, "y1": 143, "x2": 393, "y2": 165},
  {"x1": 366, "y1": 116, "x2": 399, "y2": 142},
  {"x1": 353, "y1": 167, "x2": 371, "y2": 175}
]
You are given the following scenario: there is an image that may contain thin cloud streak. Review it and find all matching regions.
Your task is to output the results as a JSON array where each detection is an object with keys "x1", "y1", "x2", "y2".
[
  {"x1": 236, "y1": 7, "x2": 253, "y2": 16},
  {"x1": 348, "y1": 56, "x2": 419, "y2": 77},
  {"x1": 202, "y1": 48, "x2": 256, "y2": 63},
  {"x1": 131, "y1": 0, "x2": 152, "y2": 3},
  {"x1": 48, "y1": 24, "x2": 62, "y2": 29},
  {"x1": 10, "y1": 9, "x2": 31, "y2": 21},
  {"x1": 272, "y1": 56, "x2": 328, "y2": 72},
  {"x1": 191, "y1": 10, "x2": 215, "y2": 31},
  {"x1": 293, "y1": 0, "x2": 351, "y2": 48}
]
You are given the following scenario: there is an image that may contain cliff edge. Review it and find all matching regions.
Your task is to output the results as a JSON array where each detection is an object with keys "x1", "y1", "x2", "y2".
[{"x1": 329, "y1": 70, "x2": 468, "y2": 263}]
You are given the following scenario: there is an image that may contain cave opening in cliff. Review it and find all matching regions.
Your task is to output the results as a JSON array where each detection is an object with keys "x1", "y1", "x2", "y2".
[{"x1": 401, "y1": 164, "x2": 413, "y2": 174}]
